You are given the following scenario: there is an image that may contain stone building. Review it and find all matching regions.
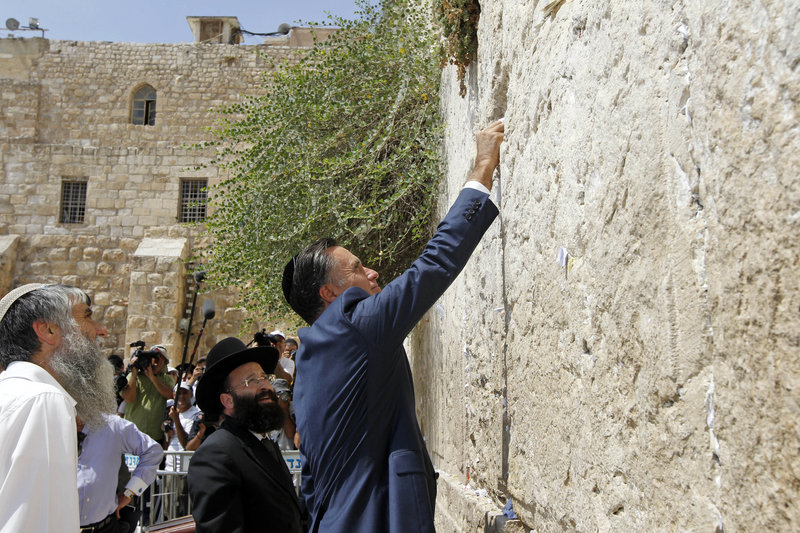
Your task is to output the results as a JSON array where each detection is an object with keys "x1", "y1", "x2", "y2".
[{"x1": 0, "y1": 17, "x2": 318, "y2": 363}]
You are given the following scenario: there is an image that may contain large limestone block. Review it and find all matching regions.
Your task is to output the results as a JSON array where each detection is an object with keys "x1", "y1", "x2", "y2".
[{"x1": 415, "y1": 0, "x2": 800, "y2": 531}]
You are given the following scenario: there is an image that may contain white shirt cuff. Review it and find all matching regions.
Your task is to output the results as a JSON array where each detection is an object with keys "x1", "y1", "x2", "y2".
[
  {"x1": 126, "y1": 476, "x2": 148, "y2": 496},
  {"x1": 463, "y1": 181, "x2": 490, "y2": 195}
]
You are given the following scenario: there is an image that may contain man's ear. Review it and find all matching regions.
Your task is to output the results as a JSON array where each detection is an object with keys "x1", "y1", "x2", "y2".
[
  {"x1": 319, "y1": 283, "x2": 339, "y2": 305},
  {"x1": 32, "y1": 319, "x2": 60, "y2": 346},
  {"x1": 220, "y1": 392, "x2": 234, "y2": 411}
]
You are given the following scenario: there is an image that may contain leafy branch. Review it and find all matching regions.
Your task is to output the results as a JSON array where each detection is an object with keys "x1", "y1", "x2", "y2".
[{"x1": 197, "y1": 0, "x2": 442, "y2": 323}]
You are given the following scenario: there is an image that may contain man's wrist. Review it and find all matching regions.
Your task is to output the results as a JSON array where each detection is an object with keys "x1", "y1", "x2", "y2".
[
  {"x1": 468, "y1": 162, "x2": 495, "y2": 189},
  {"x1": 463, "y1": 181, "x2": 491, "y2": 195}
]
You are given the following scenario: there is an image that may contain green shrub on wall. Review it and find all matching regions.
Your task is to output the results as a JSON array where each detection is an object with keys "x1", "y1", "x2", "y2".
[
  {"x1": 435, "y1": 0, "x2": 481, "y2": 96},
  {"x1": 198, "y1": 0, "x2": 442, "y2": 322}
]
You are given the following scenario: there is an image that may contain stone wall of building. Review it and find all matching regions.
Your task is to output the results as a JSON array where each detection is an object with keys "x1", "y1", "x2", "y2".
[
  {"x1": 0, "y1": 235, "x2": 20, "y2": 294},
  {"x1": 0, "y1": 36, "x2": 302, "y2": 361},
  {"x1": 415, "y1": 1, "x2": 799, "y2": 531}
]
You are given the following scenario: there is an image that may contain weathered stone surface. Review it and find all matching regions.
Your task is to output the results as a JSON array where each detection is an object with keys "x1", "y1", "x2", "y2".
[
  {"x1": 130, "y1": 271, "x2": 147, "y2": 286},
  {"x1": 0, "y1": 234, "x2": 19, "y2": 293},
  {"x1": 223, "y1": 308, "x2": 246, "y2": 322},
  {"x1": 103, "y1": 305, "x2": 127, "y2": 322},
  {"x1": 102, "y1": 249, "x2": 125, "y2": 262},
  {"x1": 96, "y1": 262, "x2": 115, "y2": 275},
  {"x1": 92, "y1": 291, "x2": 112, "y2": 306},
  {"x1": 153, "y1": 286, "x2": 177, "y2": 301},
  {"x1": 47, "y1": 247, "x2": 68, "y2": 261},
  {"x1": 127, "y1": 315, "x2": 147, "y2": 330},
  {"x1": 415, "y1": 1, "x2": 800, "y2": 531},
  {"x1": 82, "y1": 247, "x2": 101, "y2": 261},
  {"x1": 132, "y1": 256, "x2": 156, "y2": 271}
]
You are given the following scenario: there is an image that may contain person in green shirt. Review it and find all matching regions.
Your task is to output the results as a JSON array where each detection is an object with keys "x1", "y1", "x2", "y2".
[{"x1": 121, "y1": 345, "x2": 175, "y2": 443}]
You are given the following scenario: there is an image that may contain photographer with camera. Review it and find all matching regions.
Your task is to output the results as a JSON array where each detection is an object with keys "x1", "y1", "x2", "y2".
[
  {"x1": 252, "y1": 330, "x2": 293, "y2": 384},
  {"x1": 185, "y1": 410, "x2": 219, "y2": 451},
  {"x1": 166, "y1": 383, "x2": 200, "y2": 454},
  {"x1": 121, "y1": 343, "x2": 175, "y2": 443},
  {"x1": 268, "y1": 378, "x2": 297, "y2": 451},
  {"x1": 185, "y1": 356, "x2": 207, "y2": 401},
  {"x1": 159, "y1": 382, "x2": 200, "y2": 519}
]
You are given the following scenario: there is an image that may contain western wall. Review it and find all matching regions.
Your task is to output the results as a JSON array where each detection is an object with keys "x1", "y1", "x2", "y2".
[{"x1": 413, "y1": 1, "x2": 799, "y2": 531}]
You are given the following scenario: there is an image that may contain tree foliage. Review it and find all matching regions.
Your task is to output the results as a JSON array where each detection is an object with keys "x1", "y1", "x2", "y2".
[
  {"x1": 434, "y1": 0, "x2": 480, "y2": 96},
  {"x1": 200, "y1": 0, "x2": 442, "y2": 322}
]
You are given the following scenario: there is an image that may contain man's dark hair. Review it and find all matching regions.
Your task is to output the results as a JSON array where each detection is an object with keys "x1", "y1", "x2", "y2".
[
  {"x1": 177, "y1": 362, "x2": 195, "y2": 376},
  {"x1": 285, "y1": 238, "x2": 338, "y2": 324},
  {"x1": 108, "y1": 354, "x2": 125, "y2": 373},
  {"x1": 0, "y1": 284, "x2": 89, "y2": 368}
]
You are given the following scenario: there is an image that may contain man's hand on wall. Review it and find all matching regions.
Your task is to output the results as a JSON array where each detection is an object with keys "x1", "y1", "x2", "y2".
[{"x1": 469, "y1": 120, "x2": 505, "y2": 190}]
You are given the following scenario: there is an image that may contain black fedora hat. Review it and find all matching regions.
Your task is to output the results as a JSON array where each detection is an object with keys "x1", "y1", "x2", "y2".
[{"x1": 195, "y1": 337, "x2": 280, "y2": 415}]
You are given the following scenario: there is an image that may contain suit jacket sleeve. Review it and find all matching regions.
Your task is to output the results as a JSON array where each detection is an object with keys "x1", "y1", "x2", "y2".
[
  {"x1": 344, "y1": 187, "x2": 498, "y2": 353},
  {"x1": 187, "y1": 439, "x2": 245, "y2": 533}
]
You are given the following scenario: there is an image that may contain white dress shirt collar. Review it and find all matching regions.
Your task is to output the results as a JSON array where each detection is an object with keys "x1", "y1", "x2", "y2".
[{"x1": 1, "y1": 360, "x2": 77, "y2": 408}]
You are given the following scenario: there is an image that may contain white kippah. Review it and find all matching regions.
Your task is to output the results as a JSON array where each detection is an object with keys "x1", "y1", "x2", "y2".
[{"x1": 0, "y1": 283, "x2": 45, "y2": 326}]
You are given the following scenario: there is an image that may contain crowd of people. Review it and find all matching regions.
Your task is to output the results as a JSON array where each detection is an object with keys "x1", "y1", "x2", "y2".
[
  {"x1": 0, "y1": 281, "x2": 301, "y2": 533},
  {"x1": 0, "y1": 120, "x2": 503, "y2": 533}
]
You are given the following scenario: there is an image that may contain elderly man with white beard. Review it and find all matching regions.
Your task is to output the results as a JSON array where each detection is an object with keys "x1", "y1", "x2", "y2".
[{"x1": 0, "y1": 283, "x2": 115, "y2": 533}]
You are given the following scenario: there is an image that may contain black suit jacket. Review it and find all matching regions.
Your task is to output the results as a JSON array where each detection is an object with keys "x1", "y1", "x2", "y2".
[{"x1": 187, "y1": 418, "x2": 303, "y2": 533}]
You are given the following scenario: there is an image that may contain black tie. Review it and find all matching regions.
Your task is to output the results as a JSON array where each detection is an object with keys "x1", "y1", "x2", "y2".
[{"x1": 261, "y1": 436, "x2": 282, "y2": 463}]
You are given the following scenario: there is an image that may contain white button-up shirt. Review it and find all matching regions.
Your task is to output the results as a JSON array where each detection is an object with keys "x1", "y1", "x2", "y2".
[
  {"x1": 77, "y1": 414, "x2": 163, "y2": 525},
  {"x1": 0, "y1": 361, "x2": 79, "y2": 533}
]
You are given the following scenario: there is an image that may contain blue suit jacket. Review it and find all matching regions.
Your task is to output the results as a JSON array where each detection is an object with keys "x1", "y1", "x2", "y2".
[{"x1": 294, "y1": 187, "x2": 498, "y2": 532}]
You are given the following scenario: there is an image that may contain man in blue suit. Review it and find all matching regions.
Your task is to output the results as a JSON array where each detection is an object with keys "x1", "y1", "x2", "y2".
[{"x1": 282, "y1": 120, "x2": 504, "y2": 532}]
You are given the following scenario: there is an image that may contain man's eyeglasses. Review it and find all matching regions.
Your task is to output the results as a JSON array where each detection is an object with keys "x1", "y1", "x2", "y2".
[{"x1": 229, "y1": 373, "x2": 275, "y2": 391}]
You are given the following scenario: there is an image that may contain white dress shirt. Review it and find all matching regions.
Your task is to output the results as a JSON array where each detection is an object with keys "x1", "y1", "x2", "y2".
[
  {"x1": 77, "y1": 414, "x2": 163, "y2": 525},
  {"x1": 0, "y1": 361, "x2": 79, "y2": 533}
]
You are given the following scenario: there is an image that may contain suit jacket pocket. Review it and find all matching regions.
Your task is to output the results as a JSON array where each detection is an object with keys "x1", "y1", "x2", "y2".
[{"x1": 388, "y1": 450, "x2": 435, "y2": 533}]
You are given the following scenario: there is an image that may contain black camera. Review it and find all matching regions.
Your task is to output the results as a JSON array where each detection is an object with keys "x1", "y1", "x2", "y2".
[
  {"x1": 253, "y1": 329, "x2": 279, "y2": 347},
  {"x1": 129, "y1": 341, "x2": 163, "y2": 372},
  {"x1": 114, "y1": 374, "x2": 128, "y2": 393},
  {"x1": 162, "y1": 420, "x2": 174, "y2": 433}
]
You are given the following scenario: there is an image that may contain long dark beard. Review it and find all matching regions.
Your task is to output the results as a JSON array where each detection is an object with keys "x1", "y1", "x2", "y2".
[
  {"x1": 48, "y1": 325, "x2": 116, "y2": 427},
  {"x1": 230, "y1": 389, "x2": 285, "y2": 434}
]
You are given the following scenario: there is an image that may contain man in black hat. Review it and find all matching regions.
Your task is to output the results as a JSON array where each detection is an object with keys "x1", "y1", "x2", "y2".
[{"x1": 186, "y1": 337, "x2": 304, "y2": 533}]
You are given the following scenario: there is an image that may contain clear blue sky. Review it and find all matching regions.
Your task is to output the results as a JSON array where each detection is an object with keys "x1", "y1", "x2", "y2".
[{"x1": 5, "y1": 1, "x2": 374, "y2": 44}]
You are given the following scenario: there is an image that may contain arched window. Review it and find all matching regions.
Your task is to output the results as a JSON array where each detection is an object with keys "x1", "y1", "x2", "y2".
[{"x1": 131, "y1": 85, "x2": 157, "y2": 125}]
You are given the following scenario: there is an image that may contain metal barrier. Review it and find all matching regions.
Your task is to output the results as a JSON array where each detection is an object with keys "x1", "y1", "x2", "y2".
[
  {"x1": 126, "y1": 448, "x2": 303, "y2": 530},
  {"x1": 282, "y1": 449, "x2": 303, "y2": 492}
]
